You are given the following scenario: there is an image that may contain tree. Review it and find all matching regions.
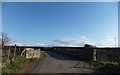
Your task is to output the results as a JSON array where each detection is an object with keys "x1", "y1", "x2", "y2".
[
  {"x1": 0, "y1": 32, "x2": 11, "y2": 63},
  {"x1": 0, "y1": 32, "x2": 11, "y2": 47},
  {"x1": 0, "y1": 32, "x2": 11, "y2": 57}
]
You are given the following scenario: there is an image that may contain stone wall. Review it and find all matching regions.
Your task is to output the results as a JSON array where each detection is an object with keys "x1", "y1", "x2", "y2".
[
  {"x1": 25, "y1": 48, "x2": 41, "y2": 59},
  {"x1": 96, "y1": 48, "x2": 119, "y2": 61},
  {"x1": 52, "y1": 47, "x2": 93, "y2": 61},
  {"x1": 51, "y1": 44, "x2": 119, "y2": 61}
]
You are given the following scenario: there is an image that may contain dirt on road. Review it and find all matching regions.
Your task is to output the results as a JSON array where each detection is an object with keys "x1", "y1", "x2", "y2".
[{"x1": 20, "y1": 51, "x2": 103, "y2": 73}]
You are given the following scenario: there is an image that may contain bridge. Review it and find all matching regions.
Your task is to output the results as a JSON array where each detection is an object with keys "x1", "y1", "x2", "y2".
[
  {"x1": 3, "y1": 44, "x2": 120, "y2": 61},
  {"x1": 2, "y1": 44, "x2": 120, "y2": 73}
]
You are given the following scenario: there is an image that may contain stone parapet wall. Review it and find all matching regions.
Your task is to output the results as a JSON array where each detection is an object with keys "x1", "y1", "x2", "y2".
[
  {"x1": 52, "y1": 48, "x2": 119, "y2": 61},
  {"x1": 25, "y1": 48, "x2": 41, "y2": 59}
]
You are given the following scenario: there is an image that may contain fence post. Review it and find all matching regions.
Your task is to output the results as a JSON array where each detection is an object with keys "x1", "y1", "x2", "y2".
[
  {"x1": 19, "y1": 47, "x2": 20, "y2": 55},
  {"x1": 7, "y1": 46, "x2": 10, "y2": 63},
  {"x1": 93, "y1": 49, "x2": 97, "y2": 62},
  {"x1": 13, "y1": 44, "x2": 16, "y2": 61}
]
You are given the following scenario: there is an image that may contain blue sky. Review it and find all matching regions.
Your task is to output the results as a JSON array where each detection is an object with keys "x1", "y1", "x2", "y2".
[
  {"x1": 0, "y1": 2, "x2": 2, "y2": 32},
  {"x1": 2, "y1": 2, "x2": 118, "y2": 47},
  {"x1": 118, "y1": 2, "x2": 120, "y2": 47}
]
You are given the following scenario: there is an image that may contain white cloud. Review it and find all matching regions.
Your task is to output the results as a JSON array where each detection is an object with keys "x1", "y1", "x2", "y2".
[
  {"x1": 35, "y1": 42, "x2": 46, "y2": 46},
  {"x1": 53, "y1": 35, "x2": 118, "y2": 47},
  {"x1": 53, "y1": 36, "x2": 96, "y2": 47},
  {"x1": 8, "y1": 35, "x2": 118, "y2": 47},
  {"x1": 14, "y1": 42, "x2": 23, "y2": 46},
  {"x1": 99, "y1": 36, "x2": 118, "y2": 47},
  {"x1": 9, "y1": 41, "x2": 47, "y2": 47},
  {"x1": 119, "y1": 36, "x2": 120, "y2": 47}
]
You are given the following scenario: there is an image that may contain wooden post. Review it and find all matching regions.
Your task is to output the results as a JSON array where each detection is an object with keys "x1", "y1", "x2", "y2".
[
  {"x1": 13, "y1": 44, "x2": 16, "y2": 61},
  {"x1": 19, "y1": 47, "x2": 20, "y2": 55},
  {"x1": 93, "y1": 49, "x2": 97, "y2": 62},
  {"x1": 7, "y1": 46, "x2": 10, "y2": 63}
]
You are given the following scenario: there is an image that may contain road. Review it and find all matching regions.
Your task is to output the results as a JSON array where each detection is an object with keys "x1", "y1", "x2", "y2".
[{"x1": 20, "y1": 51, "x2": 102, "y2": 73}]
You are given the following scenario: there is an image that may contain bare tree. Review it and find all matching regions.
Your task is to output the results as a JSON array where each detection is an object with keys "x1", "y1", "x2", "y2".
[
  {"x1": 0, "y1": 32, "x2": 11, "y2": 47},
  {"x1": 0, "y1": 32, "x2": 11, "y2": 63},
  {"x1": 0, "y1": 32, "x2": 11, "y2": 56}
]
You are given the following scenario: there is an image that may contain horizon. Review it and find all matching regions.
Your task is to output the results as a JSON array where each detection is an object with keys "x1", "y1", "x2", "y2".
[
  {"x1": 4, "y1": 44, "x2": 120, "y2": 48},
  {"x1": 2, "y1": 2, "x2": 118, "y2": 47}
]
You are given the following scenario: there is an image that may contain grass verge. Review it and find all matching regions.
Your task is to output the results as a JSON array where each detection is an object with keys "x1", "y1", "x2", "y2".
[
  {"x1": 88, "y1": 60, "x2": 120, "y2": 73},
  {"x1": 2, "y1": 51, "x2": 45, "y2": 73},
  {"x1": 2, "y1": 56, "x2": 29, "y2": 73}
]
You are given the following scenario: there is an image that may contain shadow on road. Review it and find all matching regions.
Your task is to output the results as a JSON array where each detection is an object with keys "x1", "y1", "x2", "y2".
[
  {"x1": 20, "y1": 50, "x2": 104, "y2": 73},
  {"x1": 45, "y1": 51, "x2": 87, "y2": 61},
  {"x1": 45, "y1": 51, "x2": 95, "y2": 68},
  {"x1": 45, "y1": 51, "x2": 103, "y2": 73}
]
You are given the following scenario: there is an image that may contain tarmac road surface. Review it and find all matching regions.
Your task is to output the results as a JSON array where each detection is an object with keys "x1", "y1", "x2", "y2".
[{"x1": 20, "y1": 51, "x2": 103, "y2": 73}]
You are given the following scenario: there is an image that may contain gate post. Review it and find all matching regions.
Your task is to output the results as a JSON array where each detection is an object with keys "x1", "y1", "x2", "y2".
[
  {"x1": 13, "y1": 44, "x2": 16, "y2": 61},
  {"x1": 93, "y1": 49, "x2": 97, "y2": 61}
]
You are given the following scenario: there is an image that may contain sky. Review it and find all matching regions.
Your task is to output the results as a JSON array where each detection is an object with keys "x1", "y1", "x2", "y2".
[
  {"x1": 2, "y1": 0, "x2": 120, "y2": 2},
  {"x1": 0, "y1": 2, "x2": 2, "y2": 33},
  {"x1": 118, "y1": 2, "x2": 120, "y2": 47},
  {"x1": 2, "y1": 2, "x2": 118, "y2": 47}
]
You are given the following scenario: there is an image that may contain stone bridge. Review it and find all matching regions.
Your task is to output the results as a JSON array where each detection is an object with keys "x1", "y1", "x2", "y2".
[{"x1": 3, "y1": 44, "x2": 120, "y2": 61}]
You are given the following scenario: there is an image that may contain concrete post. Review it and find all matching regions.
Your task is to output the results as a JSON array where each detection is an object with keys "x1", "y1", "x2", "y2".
[
  {"x1": 13, "y1": 44, "x2": 16, "y2": 61},
  {"x1": 93, "y1": 49, "x2": 97, "y2": 61},
  {"x1": 7, "y1": 46, "x2": 10, "y2": 63}
]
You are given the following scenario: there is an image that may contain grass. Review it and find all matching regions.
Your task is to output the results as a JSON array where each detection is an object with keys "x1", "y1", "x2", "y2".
[
  {"x1": 2, "y1": 56, "x2": 29, "y2": 73},
  {"x1": 88, "y1": 60, "x2": 119, "y2": 73},
  {"x1": 2, "y1": 51, "x2": 45, "y2": 73}
]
